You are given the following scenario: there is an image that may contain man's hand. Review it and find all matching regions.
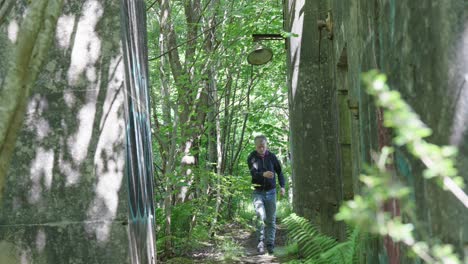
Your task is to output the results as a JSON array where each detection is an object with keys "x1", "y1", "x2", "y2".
[
  {"x1": 262, "y1": 171, "x2": 274, "y2": 178},
  {"x1": 280, "y1": 187, "x2": 285, "y2": 196}
]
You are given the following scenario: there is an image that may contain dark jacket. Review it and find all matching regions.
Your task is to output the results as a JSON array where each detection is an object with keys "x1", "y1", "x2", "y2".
[{"x1": 247, "y1": 150, "x2": 285, "y2": 191}]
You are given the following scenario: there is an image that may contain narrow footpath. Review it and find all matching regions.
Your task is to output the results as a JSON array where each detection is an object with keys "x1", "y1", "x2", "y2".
[
  {"x1": 164, "y1": 223, "x2": 292, "y2": 263},
  {"x1": 228, "y1": 224, "x2": 286, "y2": 264}
]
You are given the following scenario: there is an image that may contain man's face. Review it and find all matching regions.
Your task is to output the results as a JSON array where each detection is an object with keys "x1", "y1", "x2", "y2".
[{"x1": 255, "y1": 140, "x2": 267, "y2": 155}]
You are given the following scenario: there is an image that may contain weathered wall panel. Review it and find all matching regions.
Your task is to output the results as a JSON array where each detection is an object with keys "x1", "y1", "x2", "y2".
[
  {"x1": 0, "y1": 1, "x2": 137, "y2": 263},
  {"x1": 286, "y1": 0, "x2": 467, "y2": 262},
  {"x1": 285, "y1": 0, "x2": 345, "y2": 241}
]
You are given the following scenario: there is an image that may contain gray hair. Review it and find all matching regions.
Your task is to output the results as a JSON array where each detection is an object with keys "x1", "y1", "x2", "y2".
[{"x1": 254, "y1": 135, "x2": 268, "y2": 145}]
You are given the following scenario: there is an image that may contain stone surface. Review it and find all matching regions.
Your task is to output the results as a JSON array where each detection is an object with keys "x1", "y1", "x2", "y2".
[
  {"x1": 0, "y1": 1, "x2": 133, "y2": 263},
  {"x1": 285, "y1": 0, "x2": 345, "y2": 241},
  {"x1": 285, "y1": 0, "x2": 468, "y2": 262}
]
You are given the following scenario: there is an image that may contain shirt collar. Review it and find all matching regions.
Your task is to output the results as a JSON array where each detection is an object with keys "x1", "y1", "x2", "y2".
[{"x1": 257, "y1": 150, "x2": 269, "y2": 158}]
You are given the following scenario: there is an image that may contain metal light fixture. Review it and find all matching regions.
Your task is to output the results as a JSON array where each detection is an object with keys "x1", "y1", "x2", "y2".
[
  {"x1": 247, "y1": 34, "x2": 284, "y2": 66},
  {"x1": 247, "y1": 43, "x2": 273, "y2": 65}
]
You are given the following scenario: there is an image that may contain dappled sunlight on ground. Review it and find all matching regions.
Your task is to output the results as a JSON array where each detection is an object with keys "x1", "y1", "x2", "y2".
[{"x1": 164, "y1": 223, "x2": 290, "y2": 263}]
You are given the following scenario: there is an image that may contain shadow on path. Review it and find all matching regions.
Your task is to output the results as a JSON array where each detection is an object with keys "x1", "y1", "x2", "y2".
[
  {"x1": 230, "y1": 224, "x2": 285, "y2": 264},
  {"x1": 163, "y1": 222, "x2": 293, "y2": 263}
]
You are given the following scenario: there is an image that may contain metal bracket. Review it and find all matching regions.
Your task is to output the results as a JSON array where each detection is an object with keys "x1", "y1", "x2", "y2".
[
  {"x1": 317, "y1": 11, "x2": 333, "y2": 40},
  {"x1": 347, "y1": 99, "x2": 359, "y2": 119},
  {"x1": 252, "y1": 34, "x2": 284, "y2": 42}
]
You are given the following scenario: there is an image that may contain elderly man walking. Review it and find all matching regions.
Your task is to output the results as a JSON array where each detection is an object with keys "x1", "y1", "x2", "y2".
[{"x1": 247, "y1": 135, "x2": 285, "y2": 254}]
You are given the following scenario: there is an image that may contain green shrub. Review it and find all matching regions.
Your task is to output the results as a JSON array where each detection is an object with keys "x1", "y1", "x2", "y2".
[
  {"x1": 283, "y1": 213, "x2": 364, "y2": 264},
  {"x1": 219, "y1": 239, "x2": 244, "y2": 262}
]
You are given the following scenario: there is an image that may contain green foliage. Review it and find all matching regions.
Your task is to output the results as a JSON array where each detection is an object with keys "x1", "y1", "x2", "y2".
[
  {"x1": 148, "y1": 0, "x2": 290, "y2": 260},
  {"x1": 363, "y1": 71, "x2": 465, "y2": 190},
  {"x1": 148, "y1": 0, "x2": 289, "y2": 170},
  {"x1": 235, "y1": 199, "x2": 256, "y2": 227},
  {"x1": 277, "y1": 242, "x2": 299, "y2": 257},
  {"x1": 155, "y1": 170, "x2": 258, "y2": 256},
  {"x1": 218, "y1": 239, "x2": 244, "y2": 262},
  {"x1": 156, "y1": 200, "x2": 212, "y2": 256},
  {"x1": 284, "y1": 213, "x2": 337, "y2": 262},
  {"x1": 336, "y1": 70, "x2": 466, "y2": 264},
  {"x1": 335, "y1": 150, "x2": 413, "y2": 236},
  {"x1": 283, "y1": 214, "x2": 364, "y2": 264},
  {"x1": 319, "y1": 228, "x2": 364, "y2": 264}
]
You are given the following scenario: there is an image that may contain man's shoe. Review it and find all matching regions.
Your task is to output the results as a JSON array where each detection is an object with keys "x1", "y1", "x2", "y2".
[{"x1": 257, "y1": 241, "x2": 265, "y2": 254}]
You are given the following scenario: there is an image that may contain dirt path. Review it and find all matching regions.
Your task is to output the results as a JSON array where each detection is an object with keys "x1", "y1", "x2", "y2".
[
  {"x1": 229, "y1": 224, "x2": 287, "y2": 264},
  {"x1": 164, "y1": 223, "x2": 290, "y2": 263}
]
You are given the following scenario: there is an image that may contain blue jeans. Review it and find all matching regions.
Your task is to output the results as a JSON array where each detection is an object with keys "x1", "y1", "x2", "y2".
[{"x1": 253, "y1": 189, "x2": 276, "y2": 248}]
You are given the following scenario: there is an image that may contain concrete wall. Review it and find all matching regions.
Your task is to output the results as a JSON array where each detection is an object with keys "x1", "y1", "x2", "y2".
[
  {"x1": 285, "y1": 0, "x2": 346, "y2": 241},
  {"x1": 0, "y1": 1, "x2": 132, "y2": 263},
  {"x1": 286, "y1": 0, "x2": 468, "y2": 262}
]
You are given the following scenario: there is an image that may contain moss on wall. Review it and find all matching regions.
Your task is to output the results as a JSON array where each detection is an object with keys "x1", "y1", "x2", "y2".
[{"x1": 286, "y1": 0, "x2": 468, "y2": 261}]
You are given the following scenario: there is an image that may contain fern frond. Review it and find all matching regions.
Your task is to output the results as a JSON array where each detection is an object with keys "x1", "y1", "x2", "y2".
[
  {"x1": 320, "y1": 227, "x2": 365, "y2": 264},
  {"x1": 283, "y1": 214, "x2": 338, "y2": 262},
  {"x1": 284, "y1": 214, "x2": 366, "y2": 264},
  {"x1": 320, "y1": 240, "x2": 353, "y2": 263}
]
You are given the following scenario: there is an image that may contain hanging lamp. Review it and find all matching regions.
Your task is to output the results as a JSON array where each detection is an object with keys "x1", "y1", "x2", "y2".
[{"x1": 247, "y1": 43, "x2": 273, "y2": 65}]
